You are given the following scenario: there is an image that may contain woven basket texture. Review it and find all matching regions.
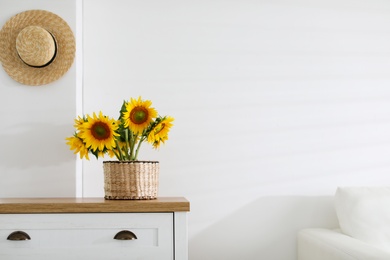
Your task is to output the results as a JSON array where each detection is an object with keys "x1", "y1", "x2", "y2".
[{"x1": 103, "y1": 161, "x2": 159, "y2": 200}]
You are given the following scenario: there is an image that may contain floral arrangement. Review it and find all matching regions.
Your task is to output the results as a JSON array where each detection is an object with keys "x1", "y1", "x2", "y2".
[{"x1": 66, "y1": 96, "x2": 174, "y2": 161}]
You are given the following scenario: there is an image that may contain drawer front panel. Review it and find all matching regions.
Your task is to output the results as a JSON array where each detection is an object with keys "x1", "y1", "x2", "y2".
[{"x1": 0, "y1": 213, "x2": 173, "y2": 260}]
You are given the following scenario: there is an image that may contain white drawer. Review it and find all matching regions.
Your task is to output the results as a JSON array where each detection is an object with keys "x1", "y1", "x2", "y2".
[{"x1": 0, "y1": 213, "x2": 173, "y2": 260}]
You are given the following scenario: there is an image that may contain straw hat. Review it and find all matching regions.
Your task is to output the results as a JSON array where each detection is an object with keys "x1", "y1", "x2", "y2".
[{"x1": 0, "y1": 10, "x2": 75, "y2": 86}]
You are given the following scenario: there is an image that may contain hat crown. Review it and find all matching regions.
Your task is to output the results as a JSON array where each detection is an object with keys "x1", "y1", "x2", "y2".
[
  {"x1": 0, "y1": 10, "x2": 76, "y2": 85},
  {"x1": 16, "y1": 26, "x2": 56, "y2": 67}
]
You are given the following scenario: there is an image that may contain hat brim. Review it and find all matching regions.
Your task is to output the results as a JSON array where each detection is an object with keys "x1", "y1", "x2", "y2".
[{"x1": 0, "y1": 10, "x2": 75, "y2": 86}]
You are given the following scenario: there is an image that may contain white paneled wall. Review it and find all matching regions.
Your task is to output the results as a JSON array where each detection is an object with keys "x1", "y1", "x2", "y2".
[
  {"x1": 0, "y1": 0, "x2": 78, "y2": 197},
  {"x1": 82, "y1": 1, "x2": 390, "y2": 259}
]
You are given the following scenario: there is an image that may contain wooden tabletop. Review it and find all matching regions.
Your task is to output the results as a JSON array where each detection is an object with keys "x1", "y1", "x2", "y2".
[{"x1": 0, "y1": 197, "x2": 190, "y2": 214}]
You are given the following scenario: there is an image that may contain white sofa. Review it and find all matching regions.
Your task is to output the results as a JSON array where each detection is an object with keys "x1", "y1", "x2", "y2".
[{"x1": 297, "y1": 187, "x2": 390, "y2": 260}]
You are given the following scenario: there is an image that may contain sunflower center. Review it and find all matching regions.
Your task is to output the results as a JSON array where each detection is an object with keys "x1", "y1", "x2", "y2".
[
  {"x1": 91, "y1": 122, "x2": 111, "y2": 140},
  {"x1": 130, "y1": 107, "x2": 149, "y2": 124}
]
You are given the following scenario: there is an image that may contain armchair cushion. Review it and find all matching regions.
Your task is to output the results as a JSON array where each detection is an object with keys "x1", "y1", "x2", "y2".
[
  {"x1": 334, "y1": 187, "x2": 390, "y2": 252},
  {"x1": 298, "y1": 228, "x2": 390, "y2": 260}
]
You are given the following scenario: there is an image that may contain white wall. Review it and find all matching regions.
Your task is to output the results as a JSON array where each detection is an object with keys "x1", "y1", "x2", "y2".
[
  {"x1": 82, "y1": 1, "x2": 390, "y2": 259},
  {"x1": 0, "y1": 0, "x2": 78, "y2": 197},
  {"x1": 1, "y1": 0, "x2": 388, "y2": 259}
]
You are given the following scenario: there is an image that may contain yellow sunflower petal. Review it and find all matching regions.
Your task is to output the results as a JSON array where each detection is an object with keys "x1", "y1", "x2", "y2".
[
  {"x1": 66, "y1": 136, "x2": 90, "y2": 160},
  {"x1": 148, "y1": 116, "x2": 174, "y2": 149},
  {"x1": 79, "y1": 111, "x2": 119, "y2": 152},
  {"x1": 123, "y1": 96, "x2": 158, "y2": 134}
]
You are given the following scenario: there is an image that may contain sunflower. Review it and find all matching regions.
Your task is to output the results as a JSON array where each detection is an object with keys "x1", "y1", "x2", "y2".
[
  {"x1": 78, "y1": 111, "x2": 119, "y2": 152},
  {"x1": 66, "y1": 97, "x2": 173, "y2": 161},
  {"x1": 148, "y1": 116, "x2": 174, "y2": 149},
  {"x1": 123, "y1": 96, "x2": 157, "y2": 134},
  {"x1": 66, "y1": 135, "x2": 90, "y2": 160},
  {"x1": 73, "y1": 115, "x2": 86, "y2": 130},
  {"x1": 106, "y1": 149, "x2": 116, "y2": 158}
]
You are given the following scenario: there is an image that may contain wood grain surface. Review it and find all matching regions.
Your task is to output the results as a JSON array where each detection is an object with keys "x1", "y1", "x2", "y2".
[{"x1": 0, "y1": 197, "x2": 190, "y2": 213}]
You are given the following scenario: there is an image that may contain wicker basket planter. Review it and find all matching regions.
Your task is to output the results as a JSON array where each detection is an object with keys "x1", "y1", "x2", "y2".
[{"x1": 103, "y1": 161, "x2": 159, "y2": 200}]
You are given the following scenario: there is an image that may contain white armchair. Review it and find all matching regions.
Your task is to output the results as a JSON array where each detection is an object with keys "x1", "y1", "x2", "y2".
[
  {"x1": 298, "y1": 228, "x2": 390, "y2": 260},
  {"x1": 297, "y1": 187, "x2": 390, "y2": 260}
]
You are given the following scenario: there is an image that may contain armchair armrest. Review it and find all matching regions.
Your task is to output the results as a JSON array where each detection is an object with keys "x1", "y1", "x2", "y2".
[{"x1": 298, "y1": 228, "x2": 390, "y2": 260}]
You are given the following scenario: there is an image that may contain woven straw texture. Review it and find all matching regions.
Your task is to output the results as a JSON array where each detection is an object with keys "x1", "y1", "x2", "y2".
[
  {"x1": 103, "y1": 161, "x2": 159, "y2": 200},
  {"x1": 0, "y1": 10, "x2": 75, "y2": 86},
  {"x1": 16, "y1": 26, "x2": 56, "y2": 67}
]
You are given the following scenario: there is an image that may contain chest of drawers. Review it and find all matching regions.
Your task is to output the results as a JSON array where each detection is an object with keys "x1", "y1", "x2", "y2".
[{"x1": 0, "y1": 197, "x2": 190, "y2": 260}]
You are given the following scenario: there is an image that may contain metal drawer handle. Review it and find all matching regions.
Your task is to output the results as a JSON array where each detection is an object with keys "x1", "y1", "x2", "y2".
[
  {"x1": 7, "y1": 231, "x2": 31, "y2": 241},
  {"x1": 114, "y1": 230, "x2": 137, "y2": 240}
]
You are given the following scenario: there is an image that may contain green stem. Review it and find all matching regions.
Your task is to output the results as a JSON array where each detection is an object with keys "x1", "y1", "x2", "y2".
[
  {"x1": 113, "y1": 149, "x2": 121, "y2": 161},
  {"x1": 114, "y1": 140, "x2": 123, "y2": 160},
  {"x1": 125, "y1": 129, "x2": 131, "y2": 161},
  {"x1": 133, "y1": 136, "x2": 146, "y2": 160},
  {"x1": 130, "y1": 133, "x2": 137, "y2": 160}
]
